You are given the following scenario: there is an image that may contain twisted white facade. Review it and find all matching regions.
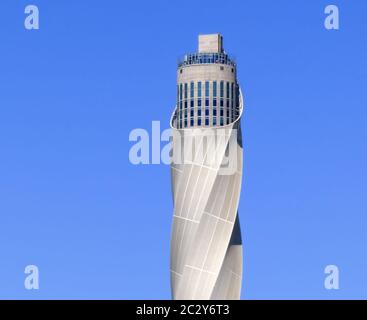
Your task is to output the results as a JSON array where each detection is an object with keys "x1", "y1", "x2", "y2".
[{"x1": 170, "y1": 34, "x2": 244, "y2": 300}]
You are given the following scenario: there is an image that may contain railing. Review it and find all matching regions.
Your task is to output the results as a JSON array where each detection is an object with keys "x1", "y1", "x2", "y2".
[{"x1": 178, "y1": 52, "x2": 236, "y2": 68}]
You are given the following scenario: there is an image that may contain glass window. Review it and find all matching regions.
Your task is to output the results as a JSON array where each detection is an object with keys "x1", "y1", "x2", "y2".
[
  {"x1": 190, "y1": 119, "x2": 194, "y2": 126},
  {"x1": 198, "y1": 109, "x2": 201, "y2": 116},
  {"x1": 198, "y1": 81, "x2": 202, "y2": 97},
  {"x1": 232, "y1": 85, "x2": 235, "y2": 108},
  {"x1": 205, "y1": 81, "x2": 209, "y2": 97},
  {"x1": 220, "y1": 109, "x2": 224, "y2": 117},
  {"x1": 205, "y1": 118, "x2": 209, "y2": 126},
  {"x1": 220, "y1": 81, "x2": 224, "y2": 98},
  {"x1": 190, "y1": 82, "x2": 194, "y2": 98},
  {"x1": 213, "y1": 109, "x2": 217, "y2": 116},
  {"x1": 236, "y1": 84, "x2": 239, "y2": 107},
  {"x1": 220, "y1": 99, "x2": 223, "y2": 107},
  {"x1": 190, "y1": 100, "x2": 194, "y2": 108},
  {"x1": 226, "y1": 82, "x2": 229, "y2": 98},
  {"x1": 221, "y1": 117, "x2": 224, "y2": 126},
  {"x1": 184, "y1": 83, "x2": 188, "y2": 99},
  {"x1": 180, "y1": 83, "x2": 183, "y2": 100},
  {"x1": 190, "y1": 109, "x2": 194, "y2": 117},
  {"x1": 198, "y1": 99, "x2": 202, "y2": 107},
  {"x1": 184, "y1": 101, "x2": 187, "y2": 109},
  {"x1": 205, "y1": 99, "x2": 209, "y2": 107},
  {"x1": 213, "y1": 117, "x2": 217, "y2": 126},
  {"x1": 184, "y1": 119, "x2": 187, "y2": 128},
  {"x1": 205, "y1": 108, "x2": 209, "y2": 116},
  {"x1": 198, "y1": 118, "x2": 202, "y2": 126},
  {"x1": 213, "y1": 98, "x2": 217, "y2": 107},
  {"x1": 213, "y1": 81, "x2": 217, "y2": 97}
]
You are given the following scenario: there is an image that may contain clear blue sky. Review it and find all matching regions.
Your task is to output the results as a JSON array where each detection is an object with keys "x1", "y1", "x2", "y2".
[{"x1": 0, "y1": 0, "x2": 366, "y2": 299}]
